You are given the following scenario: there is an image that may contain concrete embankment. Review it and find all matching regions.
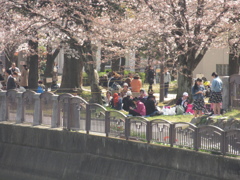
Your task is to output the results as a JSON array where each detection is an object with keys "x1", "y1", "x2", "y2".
[{"x1": 0, "y1": 123, "x2": 239, "y2": 180}]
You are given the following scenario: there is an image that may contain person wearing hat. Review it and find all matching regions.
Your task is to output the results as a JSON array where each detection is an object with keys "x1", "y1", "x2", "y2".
[
  {"x1": 120, "y1": 83, "x2": 129, "y2": 97},
  {"x1": 122, "y1": 91, "x2": 135, "y2": 111},
  {"x1": 130, "y1": 73, "x2": 142, "y2": 97},
  {"x1": 176, "y1": 92, "x2": 189, "y2": 112},
  {"x1": 129, "y1": 97, "x2": 146, "y2": 116}
]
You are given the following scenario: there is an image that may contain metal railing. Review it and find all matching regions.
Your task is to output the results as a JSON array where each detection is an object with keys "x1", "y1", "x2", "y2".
[{"x1": 0, "y1": 89, "x2": 239, "y2": 156}]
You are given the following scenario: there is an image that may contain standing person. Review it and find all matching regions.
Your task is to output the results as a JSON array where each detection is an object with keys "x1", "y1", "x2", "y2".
[
  {"x1": 9, "y1": 63, "x2": 20, "y2": 75},
  {"x1": 147, "y1": 66, "x2": 155, "y2": 93},
  {"x1": 163, "y1": 67, "x2": 171, "y2": 98},
  {"x1": 111, "y1": 93, "x2": 122, "y2": 110},
  {"x1": 129, "y1": 97, "x2": 146, "y2": 116},
  {"x1": 192, "y1": 78, "x2": 205, "y2": 118},
  {"x1": 209, "y1": 72, "x2": 223, "y2": 115},
  {"x1": 5, "y1": 69, "x2": 16, "y2": 90},
  {"x1": 20, "y1": 65, "x2": 29, "y2": 89},
  {"x1": 130, "y1": 73, "x2": 142, "y2": 97}
]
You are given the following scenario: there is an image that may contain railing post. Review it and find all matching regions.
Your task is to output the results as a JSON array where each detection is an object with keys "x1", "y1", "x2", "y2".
[
  {"x1": 16, "y1": 92, "x2": 23, "y2": 123},
  {"x1": 194, "y1": 127, "x2": 199, "y2": 151},
  {"x1": 169, "y1": 124, "x2": 174, "y2": 147},
  {"x1": 86, "y1": 104, "x2": 90, "y2": 134},
  {"x1": 66, "y1": 98, "x2": 71, "y2": 130},
  {"x1": 125, "y1": 117, "x2": 130, "y2": 140},
  {"x1": 0, "y1": 91, "x2": 7, "y2": 122},
  {"x1": 33, "y1": 94, "x2": 41, "y2": 126},
  {"x1": 146, "y1": 121, "x2": 151, "y2": 143},
  {"x1": 221, "y1": 131, "x2": 226, "y2": 155},
  {"x1": 105, "y1": 111, "x2": 110, "y2": 137},
  {"x1": 51, "y1": 95, "x2": 59, "y2": 128}
]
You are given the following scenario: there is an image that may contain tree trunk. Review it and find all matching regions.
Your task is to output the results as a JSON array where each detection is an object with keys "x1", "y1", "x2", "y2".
[
  {"x1": 111, "y1": 58, "x2": 120, "y2": 72},
  {"x1": 100, "y1": 62, "x2": 105, "y2": 72},
  {"x1": 28, "y1": 40, "x2": 39, "y2": 90},
  {"x1": 85, "y1": 63, "x2": 102, "y2": 104},
  {"x1": 159, "y1": 63, "x2": 164, "y2": 102},
  {"x1": 177, "y1": 64, "x2": 193, "y2": 99},
  {"x1": 229, "y1": 53, "x2": 239, "y2": 76},
  {"x1": 60, "y1": 54, "x2": 83, "y2": 92},
  {"x1": 44, "y1": 46, "x2": 60, "y2": 88},
  {"x1": 120, "y1": 57, "x2": 126, "y2": 73},
  {"x1": 82, "y1": 42, "x2": 102, "y2": 104}
]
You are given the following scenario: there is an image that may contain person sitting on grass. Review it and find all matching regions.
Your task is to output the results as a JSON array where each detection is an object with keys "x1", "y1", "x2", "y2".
[
  {"x1": 104, "y1": 91, "x2": 113, "y2": 107},
  {"x1": 122, "y1": 91, "x2": 135, "y2": 112},
  {"x1": 120, "y1": 83, "x2": 129, "y2": 97},
  {"x1": 144, "y1": 95, "x2": 160, "y2": 117},
  {"x1": 111, "y1": 93, "x2": 122, "y2": 110},
  {"x1": 129, "y1": 97, "x2": 146, "y2": 116},
  {"x1": 138, "y1": 89, "x2": 147, "y2": 103},
  {"x1": 176, "y1": 92, "x2": 189, "y2": 112}
]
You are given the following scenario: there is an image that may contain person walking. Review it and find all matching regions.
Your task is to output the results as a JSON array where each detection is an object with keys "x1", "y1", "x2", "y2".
[
  {"x1": 147, "y1": 66, "x2": 155, "y2": 93},
  {"x1": 163, "y1": 67, "x2": 171, "y2": 98},
  {"x1": 209, "y1": 72, "x2": 223, "y2": 115},
  {"x1": 20, "y1": 65, "x2": 29, "y2": 89},
  {"x1": 192, "y1": 78, "x2": 205, "y2": 118}
]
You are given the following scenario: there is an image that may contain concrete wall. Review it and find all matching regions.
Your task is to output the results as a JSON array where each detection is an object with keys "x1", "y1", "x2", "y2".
[
  {"x1": 193, "y1": 48, "x2": 229, "y2": 80},
  {"x1": 0, "y1": 123, "x2": 239, "y2": 180}
]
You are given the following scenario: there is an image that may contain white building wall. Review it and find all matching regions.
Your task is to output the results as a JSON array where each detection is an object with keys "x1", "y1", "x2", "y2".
[{"x1": 193, "y1": 48, "x2": 229, "y2": 80}]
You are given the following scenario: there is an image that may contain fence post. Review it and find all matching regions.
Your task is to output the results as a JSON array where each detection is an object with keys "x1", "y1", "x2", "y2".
[
  {"x1": 16, "y1": 92, "x2": 23, "y2": 123},
  {"x1": 0, "y1": 91, "x2": 7, "y2": 122},
  {"x1": 51, "y1": 95, "x2": 59, "y2": 128},
  {"x1": 169, "y1": 124, "x2": 174, "y2": 147},
  {"x1": 86, "y1": 104, "x2": 90, "y2": 134},
  {"x1": 221, "y1": 131, "x2": 226, "y2": 155},
  {"x1": 105, "y1": 111, "x2": 110, "y2": 137},
  {"x1": 125, "y1": 117, "x2": 130, "y2": 140},
  {"x1": 33, "y1": 94, "x2": 41, "y2": 126},
  {"x1": 194, "y1": 127, "x2": 199, "y2": 151},
  {"x1": 147, "y1": 121, "x2": 151, "y2": 143},
  {"x1": 66, "y1": 98, "x2": 71, "y2": 130}
]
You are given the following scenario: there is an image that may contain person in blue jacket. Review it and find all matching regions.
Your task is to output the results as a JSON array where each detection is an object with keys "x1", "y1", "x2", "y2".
[
  {"x1": 192, "y1": 78, "x2": 205, "y2": 118},
  {"x1": 209, "y1": 72, "x2": 223, "y2": 115}
]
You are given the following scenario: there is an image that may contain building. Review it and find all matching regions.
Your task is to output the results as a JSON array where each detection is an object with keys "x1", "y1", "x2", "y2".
[{"x1": 193, "y1": 48, "x2": 229, "y2": 80}]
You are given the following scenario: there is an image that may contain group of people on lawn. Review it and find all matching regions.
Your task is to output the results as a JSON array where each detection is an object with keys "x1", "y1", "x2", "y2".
[{"x1": 104, "y1": 71, "x2": 223, "y2": 118}]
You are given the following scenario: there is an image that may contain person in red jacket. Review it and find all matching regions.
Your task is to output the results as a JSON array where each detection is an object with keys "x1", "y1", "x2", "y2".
[{"x1": 129, "y1": 97, "x2": 146, "y2": 116}]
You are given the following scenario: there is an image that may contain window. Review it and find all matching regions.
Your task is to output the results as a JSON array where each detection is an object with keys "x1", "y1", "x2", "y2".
[{"x1": 216, "y1": 64, "x2": 229, "y2": 76}]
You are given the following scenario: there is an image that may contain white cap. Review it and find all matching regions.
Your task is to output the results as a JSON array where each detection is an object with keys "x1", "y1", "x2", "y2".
[
  {"x1": 126, "y1": 91, "x2": 132, "y2": 96},
  {"x1": 123, "y1": 83, "x2": 128, "y2": 87},
  {"x1": 183, "y1": 92, "x2": 188, "y2": 97}
]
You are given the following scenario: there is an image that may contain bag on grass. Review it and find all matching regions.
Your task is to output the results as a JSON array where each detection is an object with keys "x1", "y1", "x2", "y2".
[{"x1": 176, "y1": 105, "x2": 185, "y2": 115}]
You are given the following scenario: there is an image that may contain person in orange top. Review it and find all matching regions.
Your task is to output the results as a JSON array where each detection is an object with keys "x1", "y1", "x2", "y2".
[{"x1": 130, "y1": 74, "x2": 142, "y2": 97}]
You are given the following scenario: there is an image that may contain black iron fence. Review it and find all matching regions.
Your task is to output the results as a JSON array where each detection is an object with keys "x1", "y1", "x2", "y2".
[{"x1": 0, "y1": 89, "x2": 240, "y2": 156}]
